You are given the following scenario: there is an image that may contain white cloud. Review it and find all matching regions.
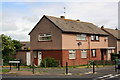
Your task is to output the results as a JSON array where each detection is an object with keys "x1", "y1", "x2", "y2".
[
  {"x1": 65, "y1": 2, "x2": 118, "y2": 28},
  {"x1": 118, "y1": 1, "x2": 120, "y2": 29},
  {"x1": 1, "y1": 0, "x2": 120, "y2": 2},
  {"x1": 2, "y1": 2, "x2": 118, "y2": 41},
  {"x1": 3, "y1": 31, "x2": 30, "y2": 41}
]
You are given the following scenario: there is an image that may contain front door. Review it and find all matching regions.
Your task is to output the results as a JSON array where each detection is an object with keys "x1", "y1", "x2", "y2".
[
  {"x1": 38, "y1": 51, "x2": 42, "y2": 66},
  {"x1": 101, "y1": 50, "x2": 104, "y2": 60},
  {"x1": 101, "y1": 49, "x2": 107, "y2": 60},
  {"x1": 26, "y1": 52, "x2": 31, "y2": 65}
]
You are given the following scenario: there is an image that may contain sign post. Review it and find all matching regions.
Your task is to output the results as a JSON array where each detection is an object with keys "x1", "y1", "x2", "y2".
[
  {"x1": 115, "y1": 60, "x2": 117, "y2": 72},
  {"x1": 18, "y1": 63, "x2": 20, "y2": 71},
  {"x1": 9, "y1": 63, "x2": 11, "y2": 70},
  {"x1": 9, "y1": 60, "x2": 21, "y2": 71},
  {"x1": 93, "y1": 61, "x2": 95, "y2": 73},
  {"x1": 32, "y1": 61, "x2": 35, "y2": 74}
]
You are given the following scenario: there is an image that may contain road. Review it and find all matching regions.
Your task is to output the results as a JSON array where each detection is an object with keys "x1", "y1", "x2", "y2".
[
  {"x1": 1, "y1": 74, "x2": 120, "y2": 80},
  {"x1": 1, "y1": 66, "x2": 120, "y2": 80}
]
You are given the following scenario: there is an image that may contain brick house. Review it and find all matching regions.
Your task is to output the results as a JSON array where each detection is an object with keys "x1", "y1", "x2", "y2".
[
  {"x1": 21, "y1": 41, "x2": 30, "y2": 50},
  {"x1": 29, "y1": 15, "x2": 115, "y2": 66},
  {"x1": 15, "y1": 41, "x2": 31, "y2": 65},
  {"x1": 101, "y1": 27, "x2": 120, "y2": 54}
]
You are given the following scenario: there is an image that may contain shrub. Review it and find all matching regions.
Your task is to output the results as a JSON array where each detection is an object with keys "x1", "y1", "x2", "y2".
[
  {"x1": 111, "y1": 53, "x2": 120, "y2": 60},
  {"x1": 40, "y1": 57, "x2": 59, "y2": 67}
]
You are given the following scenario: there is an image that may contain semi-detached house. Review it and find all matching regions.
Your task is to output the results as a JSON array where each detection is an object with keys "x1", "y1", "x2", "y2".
[
  {"x1": 29, "y1": 15, "x2": 115, "y2": 66},
  {"x1": 101, "y1": 28, "x2": 120, "y2": 54}
]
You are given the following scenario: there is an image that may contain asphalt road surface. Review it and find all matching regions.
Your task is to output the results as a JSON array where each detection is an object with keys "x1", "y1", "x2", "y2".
[
  {"x1": 1, "y1": 74, "x2": 120, "y2": 80},
  {"x1": 1, "y1": 66, "x2": 120, "y2": 80}
]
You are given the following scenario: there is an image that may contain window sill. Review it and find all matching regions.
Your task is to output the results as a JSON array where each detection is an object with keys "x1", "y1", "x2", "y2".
[
  {"x1": 76, "y1": 40, "x2": 87, "y2": 42},
  {"x1": 91, "y1": 40, "x2": 99, "y2": 42},
  {"x1": 69, "y1": 58, "x2": 76, "y2": 60},
  {"x1": 81, "y1": 58, "x2": 87, "y2": 59},
  {"x1": 91, "y1": 56, "x2": 96, "y2": 58},
  {"x1": 38, "y1": 40, "x2": 52, "y2": 42}
]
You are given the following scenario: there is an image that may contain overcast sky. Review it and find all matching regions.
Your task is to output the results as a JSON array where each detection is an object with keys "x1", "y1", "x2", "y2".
[{"x1": 1, "y1": 0, "x2": 119, "y2": 41}]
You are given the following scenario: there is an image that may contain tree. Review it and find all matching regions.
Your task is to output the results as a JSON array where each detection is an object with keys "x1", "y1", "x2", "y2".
[
  {"x1": 12, "y1": 40, "x2": 22, "y2": 51},
  {"x1": 1, "y1": 34, "x2": 22, "y2": 65}
]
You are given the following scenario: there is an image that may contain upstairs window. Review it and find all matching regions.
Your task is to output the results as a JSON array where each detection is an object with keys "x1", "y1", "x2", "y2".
[
  {"x1": 77, "y1": 34, "x2": 86, "y2": 40},
  {"x1": 38, "y1": 34, "x2": 52, "y2": 41},
  {"x1": 69, "y1": 50, "x2": 76, "y2": 59},
  {"x1": 91, "y1": 35, "x2": 99, "y2": 41}
]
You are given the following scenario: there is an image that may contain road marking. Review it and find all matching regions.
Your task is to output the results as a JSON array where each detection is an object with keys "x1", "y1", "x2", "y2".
[
  {"x1": 107, "y1": 74, "x2": 120, "y2": 79},
  {"x1": 93, "y1": 74, "x2": 112, "y2": 80},
  {"x1": 97, "y1": 74, "x2": 112, "y2": 79},
  {"x1": 84, "y1": 71, "x2": 93, "y2": 74},
  {"x1": 79, "y1": 71, "x2": 97, "y2": 76},
  {"x1": 94, "y1": 74, "x2": 120, "y2": 80}
]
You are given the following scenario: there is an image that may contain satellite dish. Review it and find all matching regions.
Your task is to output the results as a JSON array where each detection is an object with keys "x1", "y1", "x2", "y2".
[{"x1": 77, "y1": 42, "x2": 82, "y2": 46}]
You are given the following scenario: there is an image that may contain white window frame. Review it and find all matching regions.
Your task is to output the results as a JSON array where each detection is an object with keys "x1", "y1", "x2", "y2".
[
  {"x1": 108, "y1": 49, "x2": 112, "y2": 53},
  {"x1": 81, "y1": 50, "x2": 87, "y2": 58},
  {"x1": 91, "y1": 49, "x2": 96, "y2": 57},
  {"x1": 91, "y1": 35, "x2": 99, "y2": 41},
  {"x1": 77, "y1": 34, "x2": 86, "y2": 40},
  {"x1": 38, "y1": 34, "x2": 52, "y2": 41},
  {"x1": 96, "y1": 36, "x2": 99, "y2": 40},
  {"x1": 69, "y1": 50, "x2": 76, "y2": 59},
  {"x1": 91, "y1": 35, "x2": 94, "y2": 40}
]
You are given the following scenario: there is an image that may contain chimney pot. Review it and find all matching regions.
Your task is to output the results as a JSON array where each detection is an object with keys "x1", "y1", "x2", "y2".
[
  {"x1": 60, "y1": 16, "x2": 65, "y2": 19},
  {"x1": 101, "y1": 26, "x2": 104, "y2": 29},
  {"x1": 115, "y1": 28, "x2": 118, "y2": 30},
  {"x1": 76, "y1": 19, "x2": 80, "y2": 21}
]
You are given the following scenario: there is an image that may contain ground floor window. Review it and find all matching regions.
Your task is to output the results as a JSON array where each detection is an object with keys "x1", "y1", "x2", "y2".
[
  {"x1": 108, "y1": 49, "x2": 112, "y2": 53},
  {"x1": 69, "y1": 50, "x2": 76, "y2": 59},
  {"x1": 91, "y1": 49, "x2": 96, "y2": 57},
  {"x1": 81, "y1": 50, "x2": 87, "y2": 58}
]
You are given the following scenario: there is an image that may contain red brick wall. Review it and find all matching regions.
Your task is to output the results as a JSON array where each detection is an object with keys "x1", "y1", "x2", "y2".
[
  {"x1": 62, "y1": 49, "x2": 102, "y2": 66},
  {"x1": 90, "y1": 49, "x2": 102, "y2": 60},
  {"x1": 42, "y1": 50, "x2": 62, "y2": 61},
  {"x1": 34, "y1": 49, "x2": 105, "y2": 66},
  {"x1": 16, "y1": 51, "x2": 29, "y2": 64},
  {"x1": 33, "y1": 50, "x2": 62, "y2": 66},
  {"x1": 62, "y1": 50, "x2": 81, "y2": 66}
]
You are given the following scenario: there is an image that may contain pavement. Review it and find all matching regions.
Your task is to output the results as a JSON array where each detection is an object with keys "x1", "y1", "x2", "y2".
[{"x1": 1, "y1": 65, "x2": 120, "y2": 80}]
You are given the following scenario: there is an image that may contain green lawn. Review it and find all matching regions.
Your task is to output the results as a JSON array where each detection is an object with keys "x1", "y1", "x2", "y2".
[{"x1": 0, "y1": 69, "x2": 10, "y2": 73}]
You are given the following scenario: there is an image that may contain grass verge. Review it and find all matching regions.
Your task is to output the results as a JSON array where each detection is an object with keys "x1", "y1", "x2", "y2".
[{"x1": 0, "y1": 69, "x2": 10, "y2": 73}]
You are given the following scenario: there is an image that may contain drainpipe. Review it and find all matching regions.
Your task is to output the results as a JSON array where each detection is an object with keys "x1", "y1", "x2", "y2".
[
  {"x1": 30, "y1": 50, "x2": 33, "y2": 66},
  {"x1": 106, "y1": 50, "x2": 108, "y2": 60},
  {"x1": 88, "y1": 35, "x2": 91, "y2": 60}
]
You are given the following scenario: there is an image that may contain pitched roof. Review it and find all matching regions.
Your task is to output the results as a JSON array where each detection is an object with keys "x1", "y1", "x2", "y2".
[
  {"x1": 102, "y1": 28, "x2": 120, "y2": 40},
  {"x1": 29, "y1": 15, "x2": 108, "y2": 35},
  {"x1": 45, "y1": 16, "x2": 108, "y2": 35}
]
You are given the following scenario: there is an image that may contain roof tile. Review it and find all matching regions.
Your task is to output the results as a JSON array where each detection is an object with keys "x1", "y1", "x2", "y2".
[{"x1": 46, "y1": 15, "x2": 108, "y2": 35}]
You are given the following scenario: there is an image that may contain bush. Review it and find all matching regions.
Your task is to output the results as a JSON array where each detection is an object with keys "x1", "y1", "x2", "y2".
[
  {"x1": 111, "y1": 53, "x2": 120, "y2": 60},
  {"x1": 3, "y1": 56, "x2": 15, "y2": 66},
  {"x1": 40, "y1": 57, "x2": 59, "y2": 67}
]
